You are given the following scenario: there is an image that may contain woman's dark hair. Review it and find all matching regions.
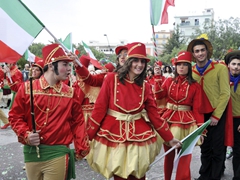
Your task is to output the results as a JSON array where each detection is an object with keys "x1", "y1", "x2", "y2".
[
  {"x1": 43, "y1": 61, "x2": 58, "y2": 75},
  {"x1": 114, "y1": 57, "x2": 122, "y2": 72},
  {"x1": 117, "y1": 57, "x2": 147, "y2": 86},
  {"x1": 114, "y1": 49, "x2": 127, "y2": 72},
  {"x1": 173, "y1": 63, "x2": 196, "y2": 84},
  {"x1": 147, "y1": 68, "x2": 154, "y2": 78},
  {"x1": 163, "y1": 65, "x2": 172, "y2": 73},
  {"x1": 33, "y1": 66, "x2": 43, "y2": 77}
]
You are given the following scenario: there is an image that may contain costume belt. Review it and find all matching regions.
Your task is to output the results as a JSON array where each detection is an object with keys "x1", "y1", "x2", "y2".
[
  {"x1": 81, "y1": 104, "x2": 94, "y2": 111},
  {"x1": 166, "y1": 103, "x2": 191, "y2": 111},
  {"x1": 107, "y1": 109, "x2": 150, "y2": 122}
]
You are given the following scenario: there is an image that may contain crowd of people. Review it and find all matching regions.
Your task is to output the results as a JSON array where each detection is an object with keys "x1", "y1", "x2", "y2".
[{"x1": 0, "y1": 37, "x2": 239, "y2": 180}]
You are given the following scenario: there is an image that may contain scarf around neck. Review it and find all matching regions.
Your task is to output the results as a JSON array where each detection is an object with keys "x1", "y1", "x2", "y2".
[
  {"x1": 196, "y1": 60, "x2": 212, "y2": 76},
  {"x1": 230, "y1": 73, "x2": 240, "y2": 92}
]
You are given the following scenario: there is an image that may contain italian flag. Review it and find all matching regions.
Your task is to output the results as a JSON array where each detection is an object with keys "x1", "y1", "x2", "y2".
[
  {"x1": 0, "y1": 0, "x2": 44, "y2": 63},
  {"x1": 24, "y1": 49, "x2": 41, "y2": 62},
  {"x1": 150, "y1": 0, "x2": 175, "y2": 25},
  {"x1": 59, "y1": 32, "x2": 73, "y2": 52},
  {"x1": 82, "y1": 41, "x2": 97, "y2": 60},
  {"x1": 174, "y1": 120, "x2": 211, "y2": 168}
]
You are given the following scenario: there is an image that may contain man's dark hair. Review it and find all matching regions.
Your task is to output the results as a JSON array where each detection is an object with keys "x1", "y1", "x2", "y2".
[
  {"x1": 43, "y1": 61, "x2": 59, "y2": 75},
  {"x1": 191, "y1": 40, "x2": 208, "y2": 52}
]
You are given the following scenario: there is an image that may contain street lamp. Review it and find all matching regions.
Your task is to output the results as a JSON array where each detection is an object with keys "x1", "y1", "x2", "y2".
[{"x1": 104, "y1": 34, "x2": 111, "y2": 53}]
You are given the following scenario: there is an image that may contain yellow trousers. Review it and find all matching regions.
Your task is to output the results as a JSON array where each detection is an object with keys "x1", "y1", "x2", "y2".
[{"x1": 25, "y1": 155, "x2": 68, "y2": 180}]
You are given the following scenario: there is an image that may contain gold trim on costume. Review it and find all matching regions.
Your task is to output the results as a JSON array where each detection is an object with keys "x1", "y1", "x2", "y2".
[{"x1": 113, "y1": 74, "x2": 145, "y2": 113}]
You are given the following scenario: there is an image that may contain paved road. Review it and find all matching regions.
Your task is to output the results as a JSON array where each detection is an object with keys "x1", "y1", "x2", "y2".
[{"x1": 0, "y1": 108, "x2": 233, "y2": 180}]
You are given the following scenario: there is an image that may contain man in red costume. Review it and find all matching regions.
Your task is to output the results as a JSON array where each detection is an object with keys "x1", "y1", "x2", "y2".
[{"x1": 8, "y1": 43, "x2": 89, "y2": 180}]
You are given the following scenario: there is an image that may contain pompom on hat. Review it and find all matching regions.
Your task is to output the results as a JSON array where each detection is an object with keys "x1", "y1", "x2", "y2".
[
  {"x1": 224, "y1": 50, "x2": 240, "y2": 65},
  {"x1": 42, "y1": 43, "x2": 72, "y2": 66},
  {"x1": 115, "y1": 45, "x2": 128, "y2": 55},
  {"x1": 175, "y1": 51, "x2": 192, "y2": 65},
  {"x1": 187, "y1": 34, "x2": 213, "y2": 61},
  {"x1": 127, "y1": 42, "x2": 150, "y2": 63}
]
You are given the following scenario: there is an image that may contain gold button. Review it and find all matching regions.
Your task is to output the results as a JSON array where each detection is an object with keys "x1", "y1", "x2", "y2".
[
  {"x1": 44, "y1": 122, "x2": 47, "y2": 125},
  {"x1": 46, "y1": 108, "x2": 49, "y2": 111},
  {"x1": 40, "y1": 137, "x2": 43, "y2": 140},
  {"x1": 116, "y1": 99, "x2": 119, "y2": 101}
]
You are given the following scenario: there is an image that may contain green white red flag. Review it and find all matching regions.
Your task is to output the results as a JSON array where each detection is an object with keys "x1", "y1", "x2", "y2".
[
  {"x1": 59, "y1": 33, "x2": 73, "y2": 52},
  {"x1": 150, "y1": 0, "x2": 175, "y2": 25},
  {"x1": 173, "y1": 120, "x2": 211, "y2": 168},
  {"x1": 82, "y1": 41, "x2": 97, "y2": 60},
  {"x1": 0, "y1": 0, "x2": 44, "y2": 63},
  {"x1": 150, "y1": 120, "x2": 211, "y2": 168},
  {"x1": 24, "y1": 49, "x2": 41, "y2": 62}
]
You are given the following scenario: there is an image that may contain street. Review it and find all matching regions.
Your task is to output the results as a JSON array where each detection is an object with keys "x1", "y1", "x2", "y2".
[{"x1": 0, "y1": 108, "x2": 233, "y2": 180}]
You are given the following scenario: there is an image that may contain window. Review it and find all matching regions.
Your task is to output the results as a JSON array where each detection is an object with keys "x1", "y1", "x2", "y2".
[{"x1": 195, "y1": 19, "x2": 199, "y2": 25}]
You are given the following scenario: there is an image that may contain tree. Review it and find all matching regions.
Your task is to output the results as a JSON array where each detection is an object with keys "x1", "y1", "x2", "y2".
[
  {"x1": 192, "y1": 17, "x2": 240, "y2": 60},
  {"x1": 158, "y1": 26, "x2": 187, "y2": 65}
]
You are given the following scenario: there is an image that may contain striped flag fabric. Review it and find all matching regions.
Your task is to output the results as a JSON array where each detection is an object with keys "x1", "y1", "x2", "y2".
[
  {"x1": 59, "y1": 33, "x2": 73, "y2": 52},
  {"x1": 24, "y1": 49, "x2": 41, "y2": 62},
  {"x1": 82, "y1": 41, "x2": 97, "y2": 60},
  {"x1": 150, "y1": 0, "x2": 175, "y2": 25},
  {"x1": 0, "y1": 0, "x2": 44, "y2": 63},
  {"x1": 174, "y1": 120, "x2": 211, "y2": 168}
]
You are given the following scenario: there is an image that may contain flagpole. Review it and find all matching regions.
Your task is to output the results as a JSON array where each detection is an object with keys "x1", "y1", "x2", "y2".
[
  {"x1": 44, "y1": 27, "x2": 82, "y2": 67},
  {"x1": 149, "y1": 120, "x2": 211, "y2": 168},
  {"x1": 152, "y1": 25, "x2": 158, "y2": 62}
]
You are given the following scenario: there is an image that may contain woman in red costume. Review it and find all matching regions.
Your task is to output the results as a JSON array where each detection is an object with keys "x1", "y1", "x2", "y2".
[
  {"x1": 87, "y1": 42, "x2": 180, "y2": 180},
  {"x1": 154, "y1": 51, "x2": 213, "y2": 180}
]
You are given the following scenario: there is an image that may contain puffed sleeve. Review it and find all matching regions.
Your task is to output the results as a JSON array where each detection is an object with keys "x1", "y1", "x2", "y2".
[{"x1": 86, "y1": 73, "x2": 112, "y2": 140}]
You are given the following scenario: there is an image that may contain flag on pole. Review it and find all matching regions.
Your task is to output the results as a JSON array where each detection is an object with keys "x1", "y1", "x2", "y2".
[
  {"x1": 0, "y1": 0, "x2": 44, "y2": 63},
  {"x1": 173, "y1": 120, "x2": 211, "y2": 168},
  {"x1": 24, "y1": 49, "x2": 41, "y2": 62},
  {"x1": 150, "y1": 0, "x2": 175, "y2": 25},
  {"x1": 149, "y1": 120, "x2": 211, "y2": 168},
  {"x1": 82, "y1": 41, "x2": 97, "y2": 60},
  {"x1": 59, "y1": 33, "x2": 73, "y2": 52}
]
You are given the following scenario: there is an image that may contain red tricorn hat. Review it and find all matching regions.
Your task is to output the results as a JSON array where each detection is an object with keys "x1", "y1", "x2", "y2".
[
  {"x1": 34, "y1": 57, "x2": 44, "y2": 70},
  {"x1": 42, "y1": 43, "x2": 72, "y2": 66},
  {"x1": 175, "y1": 51, "x2": 192, "y2": 65},
  {"x1": 115, "y1": 45, "x2": 128, "y2": 55},
  {"x1": 79, "y1": 55, "x2": 90, "y2": 68},
  {"x1": 104, "y1": 62, "x2": 115, "y2": 72},
  {"x1": 154, "y1": 61, "x2": 162, "y2": 67},
  {"x1": 127, "y1": 42, "x2": 150, "y2": 62}
]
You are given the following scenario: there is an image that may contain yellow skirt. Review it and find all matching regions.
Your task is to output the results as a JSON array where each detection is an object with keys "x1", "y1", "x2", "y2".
[
  {"x1": 87, "y1": 134, "x2": 163, "y2": 179},
  {"x1": 169, "y1": 123, "x2": 202, "y2": 146}
]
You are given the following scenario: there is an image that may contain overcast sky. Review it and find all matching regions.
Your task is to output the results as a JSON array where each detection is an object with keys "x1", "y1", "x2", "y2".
[{"x1": 21, "y1": 0, "x2": 240, "y2": 45}]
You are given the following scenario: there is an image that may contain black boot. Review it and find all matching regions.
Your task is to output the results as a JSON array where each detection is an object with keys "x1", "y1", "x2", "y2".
[{"x1": 7, "y1": 99, "x2": 11, "y2": 107}]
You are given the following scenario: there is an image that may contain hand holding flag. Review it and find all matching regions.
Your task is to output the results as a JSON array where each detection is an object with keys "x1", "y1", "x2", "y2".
[{"x1": 149, "y1": 120, "x2": 211, "y2": 168}]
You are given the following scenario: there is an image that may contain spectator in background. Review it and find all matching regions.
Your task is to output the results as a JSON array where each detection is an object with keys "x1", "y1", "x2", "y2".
[
  {"x1": 22, "y1": 63, "x2": 30, "y2": 82},
  {"x1": 163, "y1": 65, "x2": 174, "y2": 78}
]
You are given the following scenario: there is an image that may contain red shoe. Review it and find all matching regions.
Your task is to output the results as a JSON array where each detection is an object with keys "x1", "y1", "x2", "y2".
[{"x1": 1, "y1": 123, "x2": 10, "y2": 129}]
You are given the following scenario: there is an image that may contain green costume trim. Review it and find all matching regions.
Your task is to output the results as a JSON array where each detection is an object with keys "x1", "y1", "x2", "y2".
[{"x1": 24, "y1": 144, "x2": 76, "y2": 180}]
